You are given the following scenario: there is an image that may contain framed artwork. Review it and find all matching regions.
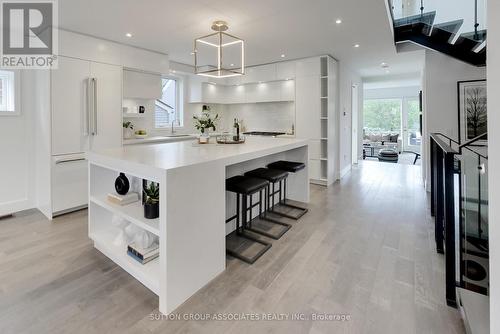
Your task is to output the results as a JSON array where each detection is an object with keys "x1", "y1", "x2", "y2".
[{"x1": 458, "y1": 80, "x2": 487, "y2": 145}]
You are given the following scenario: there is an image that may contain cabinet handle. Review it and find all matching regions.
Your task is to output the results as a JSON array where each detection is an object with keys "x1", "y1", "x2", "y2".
[
  {"x1": 93, "y1": 78, "x2": 98, "y2": 136},
  {"x1": 55, "y1": 158, "x2": 86, "y2": 165},
  {"x1": 85, "y1": 78, "x2": 91, "y2": 136}
]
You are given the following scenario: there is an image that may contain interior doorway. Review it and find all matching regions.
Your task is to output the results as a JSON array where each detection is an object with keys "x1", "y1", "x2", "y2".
[
  {"x1": 401, "y1": 97, "x2": 422, "y2": 153},
  {"x1": 351, "y1": 84, "x2": 359, "y2": 164}
]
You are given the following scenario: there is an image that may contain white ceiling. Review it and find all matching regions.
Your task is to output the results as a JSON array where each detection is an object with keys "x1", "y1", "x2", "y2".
[{"x1": 58, "y1": 0, "x2": 424, "y2": 77}]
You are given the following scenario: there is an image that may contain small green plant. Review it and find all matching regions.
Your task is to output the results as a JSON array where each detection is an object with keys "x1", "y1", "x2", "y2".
[
  {"x1": 123, "y1": 121, "x2": 134, "y2": 130},
  {"x1": 143, "y1": 182, "x2": 159, "y2": 204},
  {"x1": 193, "y1": 106, "x2": 218, "y2": 134}
]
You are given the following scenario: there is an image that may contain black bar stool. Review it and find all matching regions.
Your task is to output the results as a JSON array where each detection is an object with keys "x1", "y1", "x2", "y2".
[
  {"x1": 244, "y1": 168, "x2": 292, "y2": 239},
  {"x1": 266, "y1": 160, "x2": 308, "y2": 219},
  {"x1": 225, "y1": 175, "x2": 271, "y2": 264}
]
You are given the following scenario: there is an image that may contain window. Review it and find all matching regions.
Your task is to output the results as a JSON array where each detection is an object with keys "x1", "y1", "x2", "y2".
[
  {"x1": 155, "y1": 77, "x2": 182, "y2": 128},
  {"x1": 0, "y1": 70, "x2": 16, "y2": 114},
  {"x1": 363, "y1": 99, "x2": 402, "y2": 134}
]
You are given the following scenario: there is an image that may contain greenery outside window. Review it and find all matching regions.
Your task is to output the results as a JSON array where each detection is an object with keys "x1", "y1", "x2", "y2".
[{"x1": 155, "y1": 77, "x2": 183, "y2": 128}]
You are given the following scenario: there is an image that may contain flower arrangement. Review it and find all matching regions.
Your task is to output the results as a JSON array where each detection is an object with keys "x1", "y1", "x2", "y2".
[{"x1": 193, "y1": 105, "x2": 218, "y2": 134}]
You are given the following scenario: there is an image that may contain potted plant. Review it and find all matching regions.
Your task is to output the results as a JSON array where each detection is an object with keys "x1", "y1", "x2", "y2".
[
  {"x1": 143, "y1": 181, "x2": 159, "y2": 219},
  {"x1": 123, "y1": 121, "x2": 134, "y2": 139},
  {"x1": 193, "y1": 105, "x2": 218, "y2": 144}
]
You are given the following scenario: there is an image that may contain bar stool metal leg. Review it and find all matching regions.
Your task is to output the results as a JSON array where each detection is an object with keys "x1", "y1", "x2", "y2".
[{"x1": 226, "y1": 192, "x2": 271, "y2": 264}]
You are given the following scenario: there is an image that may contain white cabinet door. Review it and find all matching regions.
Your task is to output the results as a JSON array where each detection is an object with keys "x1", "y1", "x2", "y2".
[
  {"x1": 90, "y1": 62, "x2": 123, "y2": 150},
  {"x1": 52, "y1": 154, "x2": 88, "y2": 214},
  {"x1": 123, "y1": 70, "x2": 162, "y2": 99},
  {"x1": 51, "y1": 56, "x2": 91, "y2": 155},
  {"x1": 295, "y1": 75, "x2": 320, "y2": 139},
  {"x1": 257, "y1": 82, "x2": 281, "y2": 102},
  {"x1": 244, "y1": 83, "x2": 258, "y2": 103},
  {"x1": 276, "y1": 61, "x2": 296, "y2": 80},
  {"x1": 280, "y1": 80, "x2": 295, "y2": 101},
  {"x1": 242, "y1": 64, "x2": 276, "y2": 84},
  {"x1": 308, "y1": 159, "x2": 321, "y2": 180},
  {"x1": 201, "y1": 83, "x2": 219, "y2": 104},
  {"x1": 225, "y1": 85, "x2": 245, "y2": 104},
  {"x1": 295, "y1": 57, "x2": 321, "y2": 77}
]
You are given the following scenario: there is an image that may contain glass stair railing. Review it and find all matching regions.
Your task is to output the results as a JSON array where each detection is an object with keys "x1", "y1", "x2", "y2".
[
  {"x1": 388, "y1": 0, "x2": 487, "y2": 66},
  {"x1": 458, "y1": 143, "x2": 489, "y2": 295},
  {"x1": 430, "y1": 132, "x2": 488, "y2": 310}
]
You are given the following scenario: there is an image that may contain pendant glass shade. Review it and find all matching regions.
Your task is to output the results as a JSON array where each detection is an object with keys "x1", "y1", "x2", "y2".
[{"x1": 194, "y1": 22, "x2": 245, "y2": 78}]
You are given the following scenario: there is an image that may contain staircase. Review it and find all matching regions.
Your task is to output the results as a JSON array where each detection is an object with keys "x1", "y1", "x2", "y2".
[{"x1": 388, "y1": 0, "x2": 487, "y2": 66}]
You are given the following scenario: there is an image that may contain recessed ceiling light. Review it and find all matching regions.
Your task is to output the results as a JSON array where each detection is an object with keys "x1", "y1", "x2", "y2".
[
  {"x1": 335, "y1": 19, "x2": 342, "y2": 24},
  {"x1": 280, "y1": 54, "x2": 286, "y2": 58},
  {"x1": 125, "y1": 33, "x2": 132, "y2": 38},
  {"x1": 353, "y1": 44, "x2": 360, "y2": 48},
  {"x1": 381, "y1": 62, "x2": 389, "y2": 68},
  {"x1": 230, "y1": 63, "x2": 235, "y2": 66}
]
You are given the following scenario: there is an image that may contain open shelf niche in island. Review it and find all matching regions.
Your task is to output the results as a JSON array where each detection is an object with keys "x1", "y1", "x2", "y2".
[{"x1": 88, "y1": 163, "x2": 164, "y2": 297}]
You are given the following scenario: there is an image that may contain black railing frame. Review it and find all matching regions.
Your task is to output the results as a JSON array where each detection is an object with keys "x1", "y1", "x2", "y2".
[{"x1": 430, "y1": 133, "x2": 459, "y2": 307}]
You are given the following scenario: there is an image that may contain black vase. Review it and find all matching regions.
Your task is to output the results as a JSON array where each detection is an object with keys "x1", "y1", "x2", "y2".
[
  {"x1": 144, "y1": 202, "x2": 159, "y2": 219},
  {"x1": 115, "y1": 173, "x2": 130, "y2": 195}
]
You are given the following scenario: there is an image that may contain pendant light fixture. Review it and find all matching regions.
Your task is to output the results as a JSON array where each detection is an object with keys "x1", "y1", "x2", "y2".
[{"x1": 194, "y1": 21, "x2": 245, "y2": 78}]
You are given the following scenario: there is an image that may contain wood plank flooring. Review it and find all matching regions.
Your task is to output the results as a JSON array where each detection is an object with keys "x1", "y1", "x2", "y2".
[{"x1": 0, "y1": 161, "x2": 465, "y2": 334}]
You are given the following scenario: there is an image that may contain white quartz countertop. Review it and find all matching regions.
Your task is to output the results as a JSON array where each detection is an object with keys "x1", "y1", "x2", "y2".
[
  {"x1": 89, "y1": 137, "x2": 308, "y2": 172},
  {"x1": 123, "y1": 135, "x2": 196, "y2": 145}
]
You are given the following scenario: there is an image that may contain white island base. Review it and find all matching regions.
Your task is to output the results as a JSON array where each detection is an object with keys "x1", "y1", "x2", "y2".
[{"x1": 87, "y1": 137, "x2": 309, "y2": 314}]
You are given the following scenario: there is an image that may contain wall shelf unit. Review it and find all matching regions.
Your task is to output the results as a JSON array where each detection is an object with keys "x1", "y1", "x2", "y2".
[{"x1": 308, "y1": 56, "x2": 338, "y2": 186}]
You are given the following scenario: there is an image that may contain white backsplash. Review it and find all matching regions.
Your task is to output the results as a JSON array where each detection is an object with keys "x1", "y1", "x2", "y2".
[{"x1": 218, "y1": 102, "x2": 295, "y2": 133}]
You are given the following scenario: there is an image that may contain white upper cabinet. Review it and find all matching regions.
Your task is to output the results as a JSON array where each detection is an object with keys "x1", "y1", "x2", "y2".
[
  {"x1": 280, "y1": 80, "x2": 295, "y2": 101},
  {"x1": 225, "y1": 85, "x2": 245, "y2": 104},
  {"x1": 242, "y1": 64, "x2": 276, "y2": 84},
  {"x1": 295, "y1": 57, "x2": 321, "y2": 77},
  {"x1": 276, "y1": 61, "x2": 296, "y2": 80},
  {"x1": 123, "y1": 70, "x2": 162, "y2": 99}
]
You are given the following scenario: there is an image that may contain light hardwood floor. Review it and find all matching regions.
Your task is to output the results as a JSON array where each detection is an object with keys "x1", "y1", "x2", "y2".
[{"x1": 0, "y1": 161, "x2": 465, "y2": 334}]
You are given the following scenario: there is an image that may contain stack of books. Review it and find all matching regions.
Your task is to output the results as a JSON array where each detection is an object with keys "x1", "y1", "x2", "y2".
[
  {"x1": 127, "y1": 242, "x2": 159, "y2": 264},
  {"x1": 107, "y1": 192, "x2": 139, "y2": 206}
]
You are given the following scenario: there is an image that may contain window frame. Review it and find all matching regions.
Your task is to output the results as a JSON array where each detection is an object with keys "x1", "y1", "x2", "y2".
[
  {"x1": 155, "y1": 75, "x2": 184, "y2": 129},
  {"x1": 0, "y1": 70, "x2": 20, "y2": 116}
]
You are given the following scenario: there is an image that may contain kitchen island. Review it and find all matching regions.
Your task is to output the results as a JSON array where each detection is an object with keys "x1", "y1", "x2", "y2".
[{"x1": 87, "y1": 137, "x2": 309, "y2": 314}]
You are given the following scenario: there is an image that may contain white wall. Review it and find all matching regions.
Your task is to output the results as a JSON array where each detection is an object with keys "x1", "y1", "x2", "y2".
[
  {"x1": 422, "y1": 50, "x2": 486, "y2": 188},
  {"x1": 338, "y1": 64, "x2": 363, "y2": 175},
  {"x1": 364, "y1": 85, "x2": 420, "y2": 100},
  {"x1": 488, "y1": 0, "x2": 500, "y2": 331},
  {"x1": 0, "y1": 71, "x2": 36, "y2": 216}
]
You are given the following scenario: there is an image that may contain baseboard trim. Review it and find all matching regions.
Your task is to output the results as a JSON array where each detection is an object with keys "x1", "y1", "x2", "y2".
[{"x1": 0, "y1": 198, "x2": 33, "y2": 217}]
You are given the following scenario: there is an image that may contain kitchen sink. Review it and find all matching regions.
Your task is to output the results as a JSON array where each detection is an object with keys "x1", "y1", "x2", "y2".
[{"x1": 165, "y1": 134, "x2": 192, "y2": 138}]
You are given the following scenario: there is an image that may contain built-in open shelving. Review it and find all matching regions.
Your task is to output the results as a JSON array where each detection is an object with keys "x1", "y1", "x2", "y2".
[
  {"x1": 90, "y1": 194, "x2": 159, "y2": 236},
  {"x1": 90, "y1": 224, "x2": 160, "y2": 295},
  {"x1": 88, "y1": 164, "x2": 162, "y2": 297}
]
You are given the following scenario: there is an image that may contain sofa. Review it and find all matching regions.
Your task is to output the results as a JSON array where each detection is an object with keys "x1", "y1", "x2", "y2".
[{"x1": 363, "y1": 132, "x2": 402, "y2": 154}]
